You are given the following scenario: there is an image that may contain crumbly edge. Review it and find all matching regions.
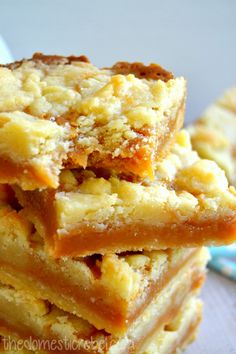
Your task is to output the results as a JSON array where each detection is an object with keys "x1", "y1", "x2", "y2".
[
  {"x1": 188, "y1": 87, "x2": 236, "y2": 186},
  {"x1": 51, "y1": 130, "x2": 236, "y2": 229}
]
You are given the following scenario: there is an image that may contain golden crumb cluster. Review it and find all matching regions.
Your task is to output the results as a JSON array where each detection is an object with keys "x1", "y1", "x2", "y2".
[
  {"x1": 189, "y1": 86, "x2": 236, "y2": 186},
  {"x1": 54, "y1": 130, "x2": 236, "y2": 230}
]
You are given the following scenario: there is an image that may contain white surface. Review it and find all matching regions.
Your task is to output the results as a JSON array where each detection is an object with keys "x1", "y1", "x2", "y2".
[
  {"x1": 0, "y1": 0, "x2": 236, "y2": 123},
  {"x1": 186, "y1": 270, "x2": 236, "y2": 354}
]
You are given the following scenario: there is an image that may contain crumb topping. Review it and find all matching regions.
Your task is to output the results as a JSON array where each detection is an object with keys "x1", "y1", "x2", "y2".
[{"x1": 53, "y1": 130, "x2": 236, "y2": 229}]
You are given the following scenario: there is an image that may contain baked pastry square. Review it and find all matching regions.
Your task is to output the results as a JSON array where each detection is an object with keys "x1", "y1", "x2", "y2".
[
  {"x1": 0, "y1": 53, "x2": 186, "y2": 190},
  {"x1": 0, "y1": 297, "x2": 202, "y2": 354},
  {"x1": 14, "y1": 130, "x2": 236, "y2": 257},
  {"x1": 0, "y1": 252, "x2": 206, "y2": 353},
  {"x1": 0, "y1": 197, "x2": 206, "y2": 335},
  {"x1": 189, "y1": 86, "x2": 236, "y2": 186}
]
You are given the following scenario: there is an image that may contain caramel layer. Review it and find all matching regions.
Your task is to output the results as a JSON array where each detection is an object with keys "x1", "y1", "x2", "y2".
[
  {"x1": 2, "y1": 52, "x2": 90, "y2": 70},
  {"x1": 53, "y1": 217, "x2": 236, "y2": 257},
  {"x1": 0, "y1": 155, "x2": 56, "y2": 189}
]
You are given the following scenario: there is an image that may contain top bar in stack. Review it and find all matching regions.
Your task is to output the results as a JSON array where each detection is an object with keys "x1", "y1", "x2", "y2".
[
  {"x1": 14, "y1": 130, "x2": 236, "y2": 257},
  {"x1": 189, "y1": 86, "x2": 236, "y2": 186},
  {"x1": 0, "y1": 53, "x2": 186, "y2": 190}
]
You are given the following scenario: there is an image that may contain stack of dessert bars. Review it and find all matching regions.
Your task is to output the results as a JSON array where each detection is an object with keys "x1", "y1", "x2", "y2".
[{"x1": 0, "y1": 54, "x2": 236, "y2": 354}]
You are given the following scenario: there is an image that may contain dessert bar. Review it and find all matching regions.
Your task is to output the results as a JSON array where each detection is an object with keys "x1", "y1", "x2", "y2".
[
  {"x1": 0, "y1": 260, "x2": 205, "y2": 354},
  {"x1": 14, "y1": 130, "x2": 236, "y2": 257},
  {"x1": 0, "y1": 53, "x2": 186, "y2": 190}
]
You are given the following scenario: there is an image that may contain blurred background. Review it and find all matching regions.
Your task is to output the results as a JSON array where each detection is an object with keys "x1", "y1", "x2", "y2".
[{"x1": 0, "y1": 0, "x2": 235, "y2": 123}]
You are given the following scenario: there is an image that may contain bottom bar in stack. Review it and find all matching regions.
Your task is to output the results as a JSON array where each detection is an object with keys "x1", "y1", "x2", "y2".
[
  {"x1": 0, "y1": 248, "x2": 208, "y2": 354},
  {"x1": 0, "y1": 298, "x2": 202, "y2": 354}
]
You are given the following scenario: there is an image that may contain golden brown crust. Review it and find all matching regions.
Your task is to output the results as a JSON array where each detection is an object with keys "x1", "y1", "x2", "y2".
[
  {"x1": 1, "y1": 52, "x2": 90, "y2": 69},
  {"x1": 111, "y1": 61, "x2": 174, "y2": 81},
  {"x1": 31, "y1": 52, "x2": 90, "y2": 64},
  {"x1": 2, "y1": 53, "x2": 173, "y2": 82}
]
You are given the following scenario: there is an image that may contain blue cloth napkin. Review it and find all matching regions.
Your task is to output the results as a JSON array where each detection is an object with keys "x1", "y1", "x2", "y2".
[{"x1": 208, "y1": 244, "x2": 236, "y2": 281}]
